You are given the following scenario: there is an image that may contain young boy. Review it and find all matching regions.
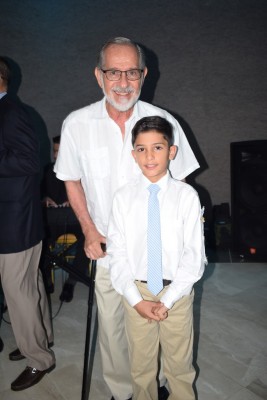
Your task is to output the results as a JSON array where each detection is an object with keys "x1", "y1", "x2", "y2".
[{"x1": 107, "y1": 116, "x2": 207, "y2": 400}]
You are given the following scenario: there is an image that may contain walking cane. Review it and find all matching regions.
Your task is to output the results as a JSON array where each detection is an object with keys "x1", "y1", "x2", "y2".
[
  {"x1": 81, "y1": 244, "x2": 105, "y2": 400},
  {"x1": 81, "y1": 258, "x2": 97, "y2": 400}
]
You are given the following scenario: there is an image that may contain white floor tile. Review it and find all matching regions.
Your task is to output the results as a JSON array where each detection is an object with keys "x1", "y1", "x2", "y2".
[{"x1": 1, "y1": 262, "x2": 267, "y2": 400}]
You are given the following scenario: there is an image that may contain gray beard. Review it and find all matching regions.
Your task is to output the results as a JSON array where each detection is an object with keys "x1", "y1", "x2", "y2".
[
  {"x1": 100, "y1": 75, "x2": 142, "y2": 112},
  {"x1": 104, "y1": 92, "x2": 140, "y2": 112}
]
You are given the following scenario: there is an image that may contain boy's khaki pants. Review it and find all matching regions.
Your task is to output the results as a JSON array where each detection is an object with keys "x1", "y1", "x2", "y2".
[
  {"x1": 95, "y1": 266, "x2": 168, "y2": 400},
  {"x1": 123, "y1": 282, "x2": 196, "y2": 400}
]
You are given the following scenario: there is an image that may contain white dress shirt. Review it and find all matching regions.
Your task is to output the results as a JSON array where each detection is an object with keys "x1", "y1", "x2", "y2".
[
  {"x1": 108, "y1": 173, "x2": 207, "y2": 309},
  {"x1": 54, "y1": 98, "x2": 200, "y2": 268}
]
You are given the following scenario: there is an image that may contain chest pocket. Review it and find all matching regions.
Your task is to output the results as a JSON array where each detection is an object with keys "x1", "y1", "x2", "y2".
[{"x1": 81, "y1": 147, "x2": 110, "y2": 179}]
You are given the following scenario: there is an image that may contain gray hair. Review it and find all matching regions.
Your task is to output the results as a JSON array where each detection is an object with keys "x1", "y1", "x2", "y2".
[{"x1": 96, "y1": 37, "x2": 146, "y2": 70}]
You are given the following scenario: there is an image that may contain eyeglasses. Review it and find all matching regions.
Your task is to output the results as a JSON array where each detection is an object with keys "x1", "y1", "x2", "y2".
[{"x1": 101, "y1": 69, "x2": 143, "y2": 81}]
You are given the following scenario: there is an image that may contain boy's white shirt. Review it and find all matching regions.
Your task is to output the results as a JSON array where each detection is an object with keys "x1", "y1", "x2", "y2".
[{"x1": 108, "y1": 172, "x2": 207, "y2": 309}]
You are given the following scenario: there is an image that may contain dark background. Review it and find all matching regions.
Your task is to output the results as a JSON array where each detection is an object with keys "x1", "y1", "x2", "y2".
[{"x1": 1, "y1": 0, "x2": 267, "y2": 249}]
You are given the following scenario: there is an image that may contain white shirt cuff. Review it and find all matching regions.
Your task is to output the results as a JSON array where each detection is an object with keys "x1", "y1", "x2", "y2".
[{"x1": 124, "y1": 284, "x2": 143, "y2": 307}]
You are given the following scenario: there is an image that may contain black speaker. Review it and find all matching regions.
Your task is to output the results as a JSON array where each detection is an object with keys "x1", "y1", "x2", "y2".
[{"x1": 231, "y1": 140, "x2": 267, "y2": 259}]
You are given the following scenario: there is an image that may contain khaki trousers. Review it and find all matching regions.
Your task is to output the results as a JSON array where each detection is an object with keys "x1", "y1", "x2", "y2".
[
  {"x1": 95, "y1": 265, "x2": 132, "y2": 400},
  {"x1": 0, "y1": 242, "x2": 55, "y2": 370},
  {"x1": 123, "y1": 282, "x2": 196, "y2": 400}
]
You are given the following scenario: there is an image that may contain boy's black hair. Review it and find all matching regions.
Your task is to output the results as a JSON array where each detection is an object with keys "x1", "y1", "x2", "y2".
[{"x1": 131, "y1": 116, "x2": 174, "y2": 147}]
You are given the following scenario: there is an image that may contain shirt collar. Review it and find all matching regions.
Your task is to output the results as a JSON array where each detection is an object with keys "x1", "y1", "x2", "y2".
[
  {"x1": 0, "y1": 92, "x2": 7, "y2": 100},
  {"x1": 141, "y1": 171, "x2": 170, "y2": 192}
]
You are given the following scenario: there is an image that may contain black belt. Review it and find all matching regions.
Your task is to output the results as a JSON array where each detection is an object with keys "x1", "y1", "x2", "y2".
[{"x1": 137, "y1": 279, "x2": 172, "y2": 287}]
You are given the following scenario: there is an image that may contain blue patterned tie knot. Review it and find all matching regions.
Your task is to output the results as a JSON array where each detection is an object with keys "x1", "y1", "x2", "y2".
[
  {"x1": 147, "y1": 184, "x2": 163, "y2": 295},
  {"x1": 148, "y1": 184, "x2": 160, "y2": 196}
]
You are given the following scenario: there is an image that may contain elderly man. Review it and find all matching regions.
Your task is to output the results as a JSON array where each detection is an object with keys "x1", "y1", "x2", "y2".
[{"x1": 55, "y1": 37, "x2": 199, "y2": 400}]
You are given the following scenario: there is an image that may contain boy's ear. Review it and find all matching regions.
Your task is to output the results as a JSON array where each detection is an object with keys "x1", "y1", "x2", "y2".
[
  {"x1": 131, "y1": 149, "x2": 137, "y2": 162},
  {"x1": 169, "y1": 145, "x2": 177, "y2": 160}
]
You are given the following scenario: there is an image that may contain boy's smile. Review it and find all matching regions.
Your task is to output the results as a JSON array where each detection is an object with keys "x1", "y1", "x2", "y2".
[{"x1": 132, "y1": 130, "x2": 177, "y2": 182}]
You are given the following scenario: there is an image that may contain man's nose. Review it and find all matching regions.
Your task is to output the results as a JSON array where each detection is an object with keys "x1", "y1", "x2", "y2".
[{"x1": 119, "y1": 71, "x2": 129, "y2": 87}]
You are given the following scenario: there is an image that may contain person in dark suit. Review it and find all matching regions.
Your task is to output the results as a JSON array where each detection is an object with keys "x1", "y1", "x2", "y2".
[{"x1": 0, "y1": 57, "x2": 55, "y2": 391}]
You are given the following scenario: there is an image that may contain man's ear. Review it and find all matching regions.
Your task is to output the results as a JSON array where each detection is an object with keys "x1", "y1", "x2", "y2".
[
  {"x1": 0, "y1": 76, "x2": 7, "y2": 92},
  {"x1": 143, "y1": 67, "x2": 148, "y2": 79},
  {"x1": 94, "y1": 67, "x2": 103, "y2": 88},
  {"x1": 131, "y1": 149, "x2": 137, "y2": 162},
  {"x1": 169, "y1": 145, "x2": 177, "y2": 160},
  {"x1": 141, "y1": 67, "x2": 148, "y2": 85}
]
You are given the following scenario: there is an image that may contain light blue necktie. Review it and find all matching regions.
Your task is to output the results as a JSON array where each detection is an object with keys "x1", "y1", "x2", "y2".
[{"x1": 147, "y1": 184, "x2": 163, "y2": 295}]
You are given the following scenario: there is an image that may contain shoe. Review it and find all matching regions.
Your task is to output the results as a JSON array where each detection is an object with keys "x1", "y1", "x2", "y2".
[
  {"x1": 11, "y1": 364, "x2": 55, "y2": 391},
  {"x1": 59, "y1": 282, "x2": 75, "y2": 302},
  {"x1": 0, "y1": 337, "x2": 3, "y2": 352},
  {"x1": 110, "y1": 398, "x2": 132, "y2": 400},
  {"x1": 158, "y1": 385, "x2": 169, "y2": 400},
  {"x1": 9, "y1": 348, "x2": 25, "y2": 361},
  {"x1": 110, "y1": 386, "x2": 167, "y2": 400},
  {"x1": 9, "y1": 342, "x2": 54, "y2": 361}
]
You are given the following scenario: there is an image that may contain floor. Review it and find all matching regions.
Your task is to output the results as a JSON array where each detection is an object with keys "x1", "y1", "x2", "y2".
[{"x1": 0, "y1": 256, "x2": 267, "y2": 400}]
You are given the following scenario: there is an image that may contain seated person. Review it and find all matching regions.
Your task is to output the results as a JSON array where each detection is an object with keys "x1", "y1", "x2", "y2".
[
  {"x1": 42, "y1": 135, "x2": 69, "y2": 208},
  {"x1": 41, "y1": 135, "x2": 89, "y2": 302}
]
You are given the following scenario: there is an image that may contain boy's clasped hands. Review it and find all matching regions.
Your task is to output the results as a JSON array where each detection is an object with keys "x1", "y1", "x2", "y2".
[{"x1": 134, "y1": 300, "x2": 169, "y2": 323}]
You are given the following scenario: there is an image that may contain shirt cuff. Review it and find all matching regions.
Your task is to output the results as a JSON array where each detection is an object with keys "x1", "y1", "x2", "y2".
[
  {"x1": 123, "y1": 283, "x2": 143, "y2": 307},
  {"x1": 160, "y1": 285, "x2": 193, "y2": 309}
]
